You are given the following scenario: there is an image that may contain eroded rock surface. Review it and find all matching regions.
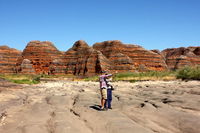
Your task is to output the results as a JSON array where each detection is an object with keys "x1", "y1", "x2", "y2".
[
  {"x1": 65, "y1": 40, "x2": 110, "y2": 75},
  {"x1": 93, "y1": 40, "x2": 167, "y2": 72},
  {"x1": 0, "y1": 80, "x2": 199, "y2": 133},
  {"x1": 162, "y1": 47, "x2": 200, "y2": 70},
  {"x1": 1, "y1": 41, "x2": 200, "y2": 75},
  {"x1": 0, "y1": 46, "x2": 21, "y2": 73},
  {"x1": 16, "y1": 41, "x2": 65, "y2": 74}
]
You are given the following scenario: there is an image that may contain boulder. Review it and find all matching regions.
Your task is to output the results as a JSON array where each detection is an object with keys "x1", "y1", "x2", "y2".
[{"x1": 20, "y1": 59, "x2": 35, "y2": 74}]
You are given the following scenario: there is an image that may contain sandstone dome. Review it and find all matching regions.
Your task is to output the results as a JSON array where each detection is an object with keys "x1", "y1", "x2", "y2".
[{"x1": 17, "y1": 41, "x2": 65, "y2": 74}]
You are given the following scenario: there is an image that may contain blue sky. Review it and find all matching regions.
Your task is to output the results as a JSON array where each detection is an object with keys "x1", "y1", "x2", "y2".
[{"x1": 0, "y1": 0, "x2": 200, "y2": 51}]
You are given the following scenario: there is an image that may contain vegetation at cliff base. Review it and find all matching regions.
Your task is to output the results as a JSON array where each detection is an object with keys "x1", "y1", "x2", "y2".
[
  {"x1": 113, "y1": 71, "x2": 176, "y2": 81},
  {"x1": 1, "y1": 66, "x2": 199, "y2": 84},
  {"x1": 176, "y1": 66, "x2": 200, "y2": 80},
  {"x1": 0, "y1": 74, "x2": 77, "y2": 84},
  {"x1": 84, "y1": 66, "x2": 200, "y2": 82},
  {"x1": 0, "y1": 74, "x2": 41, "y2": 84},
  {"x1": 84, "y1": 76, "x2": 99, "y2": 82},
  {"x1": 83, "y1": 71, "x2": 176, "y2": 82}
]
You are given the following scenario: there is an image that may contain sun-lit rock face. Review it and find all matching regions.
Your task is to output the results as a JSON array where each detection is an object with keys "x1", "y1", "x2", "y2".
[
  {"x1": 162, "y1": 47, "x2": 200, "y2": 70},
  {"x1": 1, "y1": 40, "x2": 199, "y2": 75},
  {"x1": 16, "y1": 41, "x2": 65, "y2": 74},
  {"x1": 65, "y1": 40, "x2": 111, "y2": 75},
  {"x1": 108, "y1": 53, "x2": 135, "y2": 72},
  {"x1": 0, "y1": 46, "x2": 21, "y2": 74},
  {"x1": 93, "y1": 40, "x2": 167, "y2": 72}
]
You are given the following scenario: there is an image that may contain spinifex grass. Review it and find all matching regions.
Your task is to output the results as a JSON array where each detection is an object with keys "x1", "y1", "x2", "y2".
[
  {"x1": 83, "y1": 71, "x2": 176, "y2": 82},
  {"x1": 176, "y1": 66, "x2": 200, "y2": 80},
  {"x1": 83, "y1": 76, "x2": 99, "y2": 82},
  {"x1": 113, "y1": 71, "x2": 176, "y2": 81},
  {"x1": 1, "y1": 66, "x2": 199, "y2": 84},
  {"x1": 0, "y1": 74, "x2": 78, "y2": 84},
  {"x1": 0, "y1": 74, "x2": 41, "y2": 84}
]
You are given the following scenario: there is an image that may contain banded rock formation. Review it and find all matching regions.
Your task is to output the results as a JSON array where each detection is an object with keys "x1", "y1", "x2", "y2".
[
  {"x1": 0, "y1": 40, "x2": 199, "y2": 75},
  {"x1": 65, "y1": 40, "x2": 111, "y2": 75},
  {"x1": 93, "y1": 40, "x2": 167, "y2": 72},
  {"x1": 0, "y1": 46, "x2": 21, "y2": 73},
  {"x1": 16, "y1": 41, "x2": 65, "y2": 74},
  {"x1": 162, "y1": 47, "x2": 200, "y2": 70}
]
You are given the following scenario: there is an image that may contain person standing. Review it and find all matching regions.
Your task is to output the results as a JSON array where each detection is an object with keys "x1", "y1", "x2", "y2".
[
  {"x1": 99, "y1": 71, "x2": 112, "y2": 111},
  {"x1": 105, "y1": 77, "x2": 114, "y2": 109}
]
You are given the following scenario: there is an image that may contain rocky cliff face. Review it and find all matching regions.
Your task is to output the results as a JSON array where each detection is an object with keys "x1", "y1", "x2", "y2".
[
  {"x1": 16, "y1": 41, "x2": 65, "y2": 74},
  {"x1": 93, "y1": 40, "x2": 167, "y2": 72},
  {"x1": 65, "y1": 40, "x2": 111, "y2": 75},
  {"x1": 162, "y1": 47, "x2": 200, "y2": 70},
  {"x1": 0, "y1": 46, "x2": 21, "y2": 73},
  {"x1": 0, "y1": 41, "x2": 199, "y2": 75}
]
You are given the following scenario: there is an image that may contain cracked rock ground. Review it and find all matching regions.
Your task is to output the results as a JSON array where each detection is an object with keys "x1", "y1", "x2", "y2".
[{"x1": 0, "y1": 79, "x2": 200, "y2": 133}]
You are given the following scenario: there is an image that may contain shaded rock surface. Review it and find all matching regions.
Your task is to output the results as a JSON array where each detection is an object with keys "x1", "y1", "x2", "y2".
[
  {"x1": 162, "y1": 47, "x2": 200, "y2": 70},
  {"x1": 64, "y1": 40, "x2": 109, "y2": 75},
  {"x1": 0, "y1": 79, "x2": 199, "y2": 133}
]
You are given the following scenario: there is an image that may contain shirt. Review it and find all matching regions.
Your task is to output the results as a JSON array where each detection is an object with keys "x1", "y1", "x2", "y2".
[{"x1": 99, "y1": 74, "x2": 112, "y2": 89}]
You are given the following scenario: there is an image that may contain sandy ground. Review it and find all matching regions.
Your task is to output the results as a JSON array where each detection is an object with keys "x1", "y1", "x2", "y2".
[{"x1": 0, "y1": 78, "x2": 200, "y2": 133}]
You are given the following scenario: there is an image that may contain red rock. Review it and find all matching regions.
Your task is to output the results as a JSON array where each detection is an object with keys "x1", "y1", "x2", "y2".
[
  {"x1": 193, "y1": 47, "x2": 200, "y2": 55},
  {"x1": 108, "y1": 53, "x2": 135, "y2": 72},
  {"x1": 0, "y1": 46, "x2": 21, "y2": 74},
  {"x1": 16, "y1": 41, "x2": 65, "y2": 74},
  {"x1": 93, "y1": 40, "x2": 167, "y2": 72},
  {"x1": 1, "y1": 40, "x2": 199, "y2": 75},
  {"x1": 65, "y1": 40, "x2": 111, "y2": 75},
  {"x1": 86, "y1": 50, "x2": 111, "y2": 74},
  {"x1": 162, "y1": 47, "x2": 200, "y2": 70},
  {"x1": 19, "y1": 59, "x2": 35, "y2": 74}
]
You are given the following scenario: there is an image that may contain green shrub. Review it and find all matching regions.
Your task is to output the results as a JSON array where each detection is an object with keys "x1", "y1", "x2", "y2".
[
  {"x1": 0, "y1": 74, "x2": 41, "y2": 84},
  {"x1": 12, "y1": 79, "x2": 38, "y2": 84},
  {"x1": 33, "y1": 75, "x2": 41, "y2": 82},
  {"x1": 113, "y1": 71, "x2": 176, "y2": 81},
  {"x1": 84, "y1": 76, "x2": 99, "y2": 81},
  {"x1": 176, "y1": 66, "x2": 200, "y2": 80},
  {"x1": 114, "y1": 72, "x2": 137, "y2": 79}
]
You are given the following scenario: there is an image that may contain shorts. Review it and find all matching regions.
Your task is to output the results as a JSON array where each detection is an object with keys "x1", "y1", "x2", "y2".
[{"x1": 100, "y1": 88, "x2": 107, "y2": 99}]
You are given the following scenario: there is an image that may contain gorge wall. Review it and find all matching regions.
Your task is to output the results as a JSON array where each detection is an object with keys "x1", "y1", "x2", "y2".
[{"x1": 0, "y1": 40, "x2": 200, "y2": 75}]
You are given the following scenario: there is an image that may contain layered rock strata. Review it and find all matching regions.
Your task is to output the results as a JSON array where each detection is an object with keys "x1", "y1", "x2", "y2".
[
  {"x1": 0, "y1": 46, "x2": 21, "y2": 73},
  {"x1": 162, "y1": 47, "x2": 200, "y2": 70},
  {"x1": 1, "y1": 40, "x2": 199, "y2": 75},
  {"x1": 65, "y1": 40, "x2": 111, "y2": 75},
  {"x1": 93, "y1": 40, "x2": 167, "y2": 72},
  {"x1": 16, "y1": 41, "x2": 65, "y2": 74}
]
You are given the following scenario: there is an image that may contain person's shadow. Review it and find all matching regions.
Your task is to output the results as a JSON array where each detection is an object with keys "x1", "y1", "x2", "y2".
[{"x1": 89, "y1": 104, "x2": 101, "y2": 111}]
